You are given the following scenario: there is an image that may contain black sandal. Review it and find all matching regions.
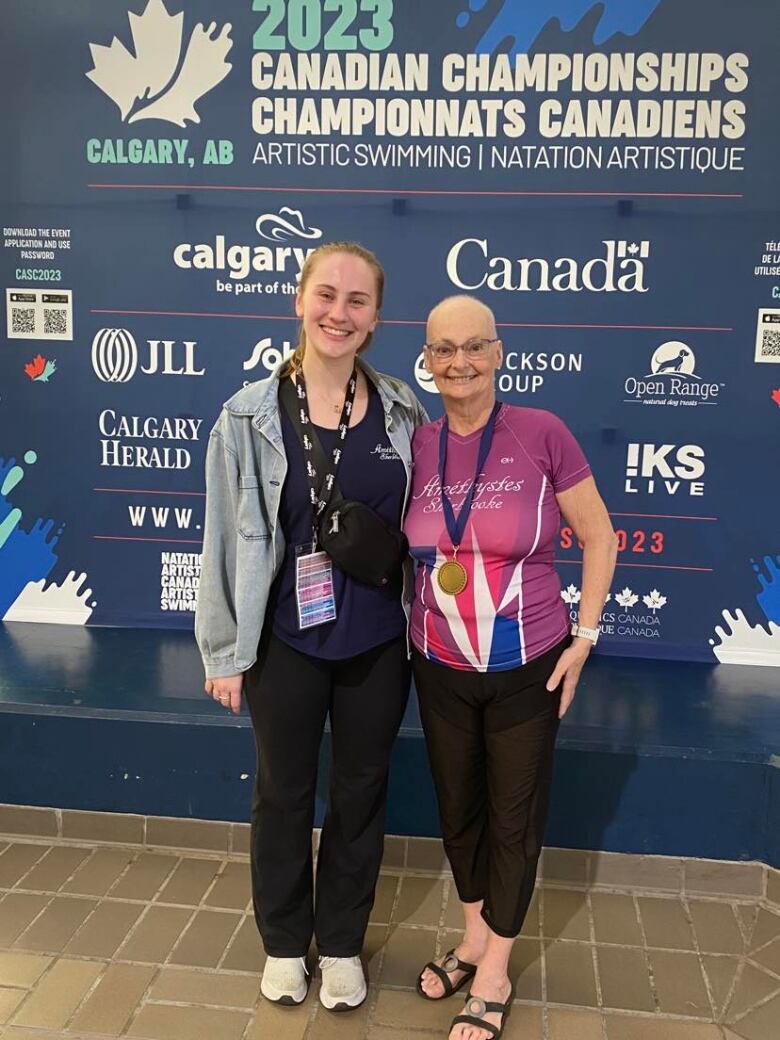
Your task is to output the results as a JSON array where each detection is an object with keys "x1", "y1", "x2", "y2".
[
  {"x1": 450, "y1": 988, "x2": 513, "y2": 1039},
  {"x1": 415, "y1": 949, "x2": 478, "y2": 1000}
]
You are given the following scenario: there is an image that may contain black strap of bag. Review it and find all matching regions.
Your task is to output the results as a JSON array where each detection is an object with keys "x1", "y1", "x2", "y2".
[{"x1": 278, "y1": 374, "x2": 408, "y2": 587}]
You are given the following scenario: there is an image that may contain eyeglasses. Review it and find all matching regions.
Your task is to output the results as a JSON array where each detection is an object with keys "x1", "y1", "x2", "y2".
[{"x1": 423, "y1": 338, "x2": 499, "y2": 362}]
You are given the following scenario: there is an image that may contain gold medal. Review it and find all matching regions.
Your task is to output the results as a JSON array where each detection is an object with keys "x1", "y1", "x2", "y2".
[{"x1": 437, "y1": 559, "x2": 468, "y2": 595}]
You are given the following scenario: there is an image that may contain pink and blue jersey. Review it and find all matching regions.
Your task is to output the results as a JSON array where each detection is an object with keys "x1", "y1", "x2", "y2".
[{"x1": 404, "y1": 404, "x2": 591, "y2": 672}]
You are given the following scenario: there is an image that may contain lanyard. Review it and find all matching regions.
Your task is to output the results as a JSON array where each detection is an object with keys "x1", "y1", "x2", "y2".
[
  {"x1": 292, "y1": 367, "x2": 358, "y2": 540},
  {"x1": 437, "y1": 401, "x2": 501, "y2": 555}
]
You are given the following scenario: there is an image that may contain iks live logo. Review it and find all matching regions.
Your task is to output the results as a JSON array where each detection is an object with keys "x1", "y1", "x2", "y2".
[{"x1": 625, "y1": 443, "x2": 706, "y2": 496}]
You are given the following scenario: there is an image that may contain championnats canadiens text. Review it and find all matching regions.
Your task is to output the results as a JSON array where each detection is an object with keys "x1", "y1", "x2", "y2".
[{"x1": 251, "y1": 51, "x2": 750, "y2": 139}]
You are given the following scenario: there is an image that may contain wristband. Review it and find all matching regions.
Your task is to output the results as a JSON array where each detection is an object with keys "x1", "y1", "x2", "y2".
[{"x1": 571, "y1": 623, "x2": 600, "y2": 646}]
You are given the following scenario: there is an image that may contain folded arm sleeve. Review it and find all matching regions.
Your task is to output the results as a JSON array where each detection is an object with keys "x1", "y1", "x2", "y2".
[{"x1": 194, "y1": 417, "x2": 242, "y2": 678}]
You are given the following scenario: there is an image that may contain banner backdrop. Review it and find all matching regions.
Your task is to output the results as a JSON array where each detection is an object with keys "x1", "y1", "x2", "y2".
[{"x1": 2, "y1": 0, "x2": 779, "y2": 664}]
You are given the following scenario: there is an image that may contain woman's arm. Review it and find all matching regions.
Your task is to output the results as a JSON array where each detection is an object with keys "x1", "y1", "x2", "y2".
[
  {"x1": 195, "y1": 415, "x2": 245, "y2": 713},
  {"x1": 557, "y1": 475, "x2": 617, "y2": 632},
  {"x1": 546, "y1": 475, "x2": 617, "y2": 717}
]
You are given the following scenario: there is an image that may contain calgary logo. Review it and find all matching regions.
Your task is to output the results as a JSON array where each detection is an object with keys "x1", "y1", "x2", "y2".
[
  {"x1": 173, "y1": 208, "x2": 322, "y2": 282},
  {"x1": 24, "y1": 355, "x2": 57, "y2": 383},
  {"x1": 91, "y1": 329, "x2": 204, "y2": 382},
  {"x1": 623, "y1": 341, "x2": 722, "y2": 408},
  {"x1": 256, "y1": 208, "x2": 322, "y2": 244},
  {"x1": 86, "y1": 0, "x2": 233, "y2": 127}
]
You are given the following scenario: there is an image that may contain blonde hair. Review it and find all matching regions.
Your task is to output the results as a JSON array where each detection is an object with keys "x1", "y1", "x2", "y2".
[{"x1": 285, "y1": 241, "x2": 385, "y2": 376}]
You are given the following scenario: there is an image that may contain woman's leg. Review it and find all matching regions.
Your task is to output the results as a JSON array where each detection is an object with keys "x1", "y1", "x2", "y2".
[
  {"x1": 314, "y1": 635, "x2": 410, "y2": 956},
  {"x1": 244, "y1": 633, "x2": 331, "y2": 956},
  {"x1": 412, "y1": 652, "x2": 491, "y2": 997},
  {"x1": 449, "y1": 642, "x2": 564, "y2": 1040}
]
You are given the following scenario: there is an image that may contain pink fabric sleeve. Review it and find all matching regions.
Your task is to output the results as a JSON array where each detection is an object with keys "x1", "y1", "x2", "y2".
[{"x1": 544, "y1": 413, "x2": 591, "y2": 493}]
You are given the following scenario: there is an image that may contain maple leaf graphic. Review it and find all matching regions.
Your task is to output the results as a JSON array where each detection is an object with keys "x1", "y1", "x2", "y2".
[
  {"x1": 24, "y1": 355, "x2": 46, "y2": 380},
  {"x1": 771, "y1": 388, "x2": 780, "y2": 408},
  {"x1": 37, "y1": 360, "x2": 57, "y2": 382},
  {"x1": 560, "y1": 584, "x2": 581, "y2": 605},
  {"x1": 616, "y1": 587, "x2": 639, "y2": 608},
  {"x1": 642, "y1": 589, "x2": 667, "y2": 612},
  {"x1": 86, "y1": 0, "x2": 232, "y2": 127}
]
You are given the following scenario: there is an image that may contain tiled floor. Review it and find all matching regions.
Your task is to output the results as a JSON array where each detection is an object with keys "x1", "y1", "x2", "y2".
[{"x1": 0, "y1": 835, "x2": 778, "y2": 1040}]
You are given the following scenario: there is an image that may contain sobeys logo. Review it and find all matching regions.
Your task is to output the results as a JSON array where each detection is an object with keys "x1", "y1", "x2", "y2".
[
  {"x1": 623, "y1": 341, "x2": 723, "y2": 408},
  {"x1": 86, "y1": 0, "x2": 232, "y2": 127}
]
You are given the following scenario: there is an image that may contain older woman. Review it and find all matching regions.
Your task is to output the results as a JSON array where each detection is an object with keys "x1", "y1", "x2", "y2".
[{"x1": 404, "y1": 296, "x2": 616, "y2": 1040}]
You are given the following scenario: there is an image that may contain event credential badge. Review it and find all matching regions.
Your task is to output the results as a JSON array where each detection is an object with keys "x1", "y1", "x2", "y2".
[{"x1": 296, "y1": 547, "x2": 337, "y2": 630}]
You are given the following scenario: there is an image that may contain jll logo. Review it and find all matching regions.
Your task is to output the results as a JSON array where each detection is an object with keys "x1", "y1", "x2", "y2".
[{"x1": 91, "y1": 329, "x2": 205, "y2": 382}]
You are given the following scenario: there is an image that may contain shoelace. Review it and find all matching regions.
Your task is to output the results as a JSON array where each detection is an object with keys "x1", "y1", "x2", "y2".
[{"x1": 319, "y1": 956, "x2": 358, "y2": 970}]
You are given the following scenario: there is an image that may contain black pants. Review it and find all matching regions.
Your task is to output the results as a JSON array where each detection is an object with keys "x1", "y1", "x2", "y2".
[
  {"x1": 412, "y1": 637, "x2": 567, "y2": 938},
  {"x1": 244, "y1": 631, "x2": 410, "y2": 957}
]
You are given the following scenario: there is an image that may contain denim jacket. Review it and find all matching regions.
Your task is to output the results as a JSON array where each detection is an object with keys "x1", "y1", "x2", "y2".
[{"x1": 195, "y1": 359, "x2": 429, "y2": 679}]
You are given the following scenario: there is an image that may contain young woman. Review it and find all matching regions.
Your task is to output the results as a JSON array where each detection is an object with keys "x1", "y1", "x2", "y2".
[
  {"x1": 405, "y1": 295, "x2": 616, "y2": 1040},
  {"x1": 195, "y1": 242, "x2": 427, "y2": 1011}
]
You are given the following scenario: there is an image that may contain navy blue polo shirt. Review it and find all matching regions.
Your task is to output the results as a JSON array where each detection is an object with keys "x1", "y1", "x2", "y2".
[{"x1": 270, "y1": 383, "x2": 407, "y2": 658}]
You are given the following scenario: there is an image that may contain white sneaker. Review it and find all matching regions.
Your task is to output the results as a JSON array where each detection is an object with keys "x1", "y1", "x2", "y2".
[
  {"x1": 318, "y1": 955, "x2": 367, "y2": 1011},
  {"x1": 261, "y1": 956, "x2": 309, "y2": 1005}
]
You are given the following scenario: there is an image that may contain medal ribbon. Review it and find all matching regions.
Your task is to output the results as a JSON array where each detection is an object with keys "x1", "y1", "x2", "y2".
[
  {"x1": 437, "y1": 402, "x2": 501, "y2": 556},
  {"x1": 293, "y1": 367, "x2": 358, "y2": 542}
]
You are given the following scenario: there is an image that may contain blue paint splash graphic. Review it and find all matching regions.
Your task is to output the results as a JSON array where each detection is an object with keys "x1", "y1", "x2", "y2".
[
  {"x1": 754, "y1": 555, "x2": 780, "y2": 626},
  {"x1": 459, "y1": 0, "x2": 663, "y2": 55},
  {"x1": 0, "y1": 454, "x2": 63, "y2": 617}
]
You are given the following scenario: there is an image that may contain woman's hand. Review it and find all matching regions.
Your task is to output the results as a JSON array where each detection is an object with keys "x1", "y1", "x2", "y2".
[
  {"x1": 545, "y1": 639, "x2": 592, "y2": 719},
  {"x1": 204, "y1": 674, "x2": 243, "y2": 715}
]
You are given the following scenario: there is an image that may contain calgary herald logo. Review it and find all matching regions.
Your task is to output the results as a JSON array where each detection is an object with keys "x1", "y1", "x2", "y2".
[
  {"x1": 623, "y1": 341, "x2": 723, "y2": 408},
  {"x1": 86, "y1": 0, "x2": 233, "y2": 127}
]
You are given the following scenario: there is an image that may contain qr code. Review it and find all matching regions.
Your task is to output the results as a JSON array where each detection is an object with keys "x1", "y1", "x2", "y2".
[
  {"x1": 11, "y1": 307, "x2": 36, "y2": 335},
  {"x1": 755, "y1": 309, "x2": 780, "y2": 363},
  {"x1": 5, "y1": 287, "x2": 73, "y2": 340},
  {"x1": 759, "y1": 329, "x2": 780, "y2": 358},
  {"x1": 43, "y1": 309, "x2": 68, "y2": 337}
]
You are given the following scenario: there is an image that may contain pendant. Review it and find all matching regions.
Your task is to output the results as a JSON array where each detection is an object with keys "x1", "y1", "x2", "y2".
[{"x1": 437, "y1": 559, "x2": 468, "y2": 595}]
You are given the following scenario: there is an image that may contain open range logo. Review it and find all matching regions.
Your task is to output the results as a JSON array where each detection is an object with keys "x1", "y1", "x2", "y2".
[
  {"x1": 623, "y1": 341, "x2": 722, "y2": 408},
  {"x1": 86, "y1": 0, "x2": 232, "y2": 127}
]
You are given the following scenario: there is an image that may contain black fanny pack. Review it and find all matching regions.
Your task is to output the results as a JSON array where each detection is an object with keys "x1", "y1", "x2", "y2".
[
  {"x1": 319, "y1": 491, "x2": 408, "y2": 588},
  {"x1": 279, "y1": 377, "x2": 408, "y2": 587}
]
